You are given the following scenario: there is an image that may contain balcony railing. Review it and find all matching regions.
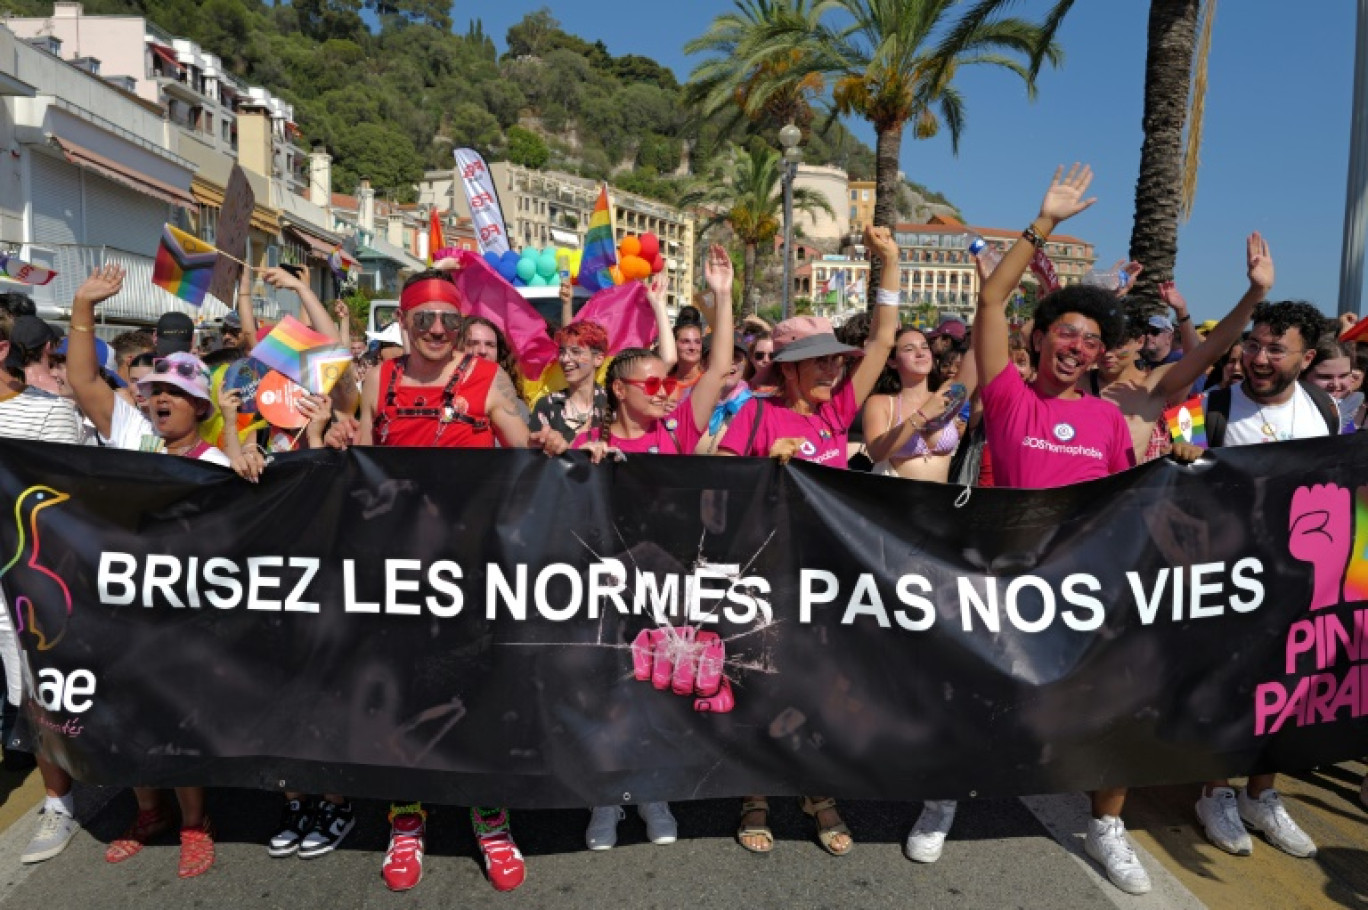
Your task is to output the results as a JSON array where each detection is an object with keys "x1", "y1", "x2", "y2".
[{"x1": 19, "y1": 244, "x2": 285, "y2": 326}]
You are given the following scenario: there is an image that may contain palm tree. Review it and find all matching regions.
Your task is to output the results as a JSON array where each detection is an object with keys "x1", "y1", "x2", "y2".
[
  {"x1": 686, "y1": 0, "x2": 1062, "y2": 292},
  {"x1": 683, "y1": 143, "x2": 835, "y2": 312}
]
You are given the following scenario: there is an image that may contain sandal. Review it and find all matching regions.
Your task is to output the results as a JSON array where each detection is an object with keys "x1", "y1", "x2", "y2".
[
  {"x1": 178, "y1": 820, "x2": 215, "y2": 878},
  {"x1": 105, "y1": 806, "x2": 171, "y2": 863},
  {"x1": 736, "y1": 798, "x2": 773, "y2": 854},
  {"x1": 801, "y1": 796, "x2": 853, "y2": 856}
]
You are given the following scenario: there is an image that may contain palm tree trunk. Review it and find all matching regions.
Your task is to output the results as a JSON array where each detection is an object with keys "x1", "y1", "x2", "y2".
[
  {"x1": 1129, "y1": 0, "x2": 1201, "y2": 305},
  {"x1": 868, "y1": 121, "x2": 906, "y2": 307},
  {"x1": 743, "y1": 242, "x2": 759, "y2": 316}
]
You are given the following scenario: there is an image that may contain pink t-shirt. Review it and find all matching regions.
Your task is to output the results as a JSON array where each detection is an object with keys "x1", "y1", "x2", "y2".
[
  {"x1": 980, "y1": 366, "x2": 1134, "y2": 489},
  {"x1": 572, "y1": 409, "x2": 704, "y2": 455},
  {"x1": 718, "y1": 382, "x2": 857, "y2": 468}
]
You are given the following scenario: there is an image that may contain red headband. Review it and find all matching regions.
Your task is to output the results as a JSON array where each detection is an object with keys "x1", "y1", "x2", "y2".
[{"x1": 400, "y1": 278, "x2": 464, "y2": 312}]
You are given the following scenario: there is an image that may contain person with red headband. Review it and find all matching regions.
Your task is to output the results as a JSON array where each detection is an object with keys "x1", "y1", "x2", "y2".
[{"x1": 326, "y1": 268, "x2": 564, "y2": 895}]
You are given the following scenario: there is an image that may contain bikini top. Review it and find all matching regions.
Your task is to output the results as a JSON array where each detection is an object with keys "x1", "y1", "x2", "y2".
[{"x1": 891, "y1": 394, "x2": 962, "y2": 459}]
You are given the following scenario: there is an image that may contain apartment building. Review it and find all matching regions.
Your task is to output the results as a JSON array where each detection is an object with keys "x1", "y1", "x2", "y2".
[
  {"x1": 893, "y1": 216, "x2": 1096, "y2": 322},
  {"x1": 848, "y1": 179, "x2": 876, "y2": 234}
]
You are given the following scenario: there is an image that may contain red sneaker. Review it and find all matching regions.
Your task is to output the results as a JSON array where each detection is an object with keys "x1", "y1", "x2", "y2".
[
  {"x1": 382, "y1": 806, "x2": 426, "y2": 892},
  {"x1": 478, "y1": 831, "x2": 526, "y2": 892}
]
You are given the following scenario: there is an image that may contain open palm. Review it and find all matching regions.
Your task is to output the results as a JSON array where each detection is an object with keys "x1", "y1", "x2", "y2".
[{"x1": 1039, "y1": 164, "x2": 1097, "y2": 224}]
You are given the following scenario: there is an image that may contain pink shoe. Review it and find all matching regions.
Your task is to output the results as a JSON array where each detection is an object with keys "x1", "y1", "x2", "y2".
[{"x1": 382, "y1": 808, "x2": 426, "y2": 892}]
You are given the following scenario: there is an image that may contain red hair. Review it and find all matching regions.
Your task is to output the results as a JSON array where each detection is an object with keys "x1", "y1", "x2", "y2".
[{"x1": 554, "y1": 319, "x2": 610, "y2": 353}]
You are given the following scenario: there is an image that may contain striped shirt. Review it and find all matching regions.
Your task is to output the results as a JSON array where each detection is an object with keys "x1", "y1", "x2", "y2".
[{"x1": 0, "y1": 386, "x2": 84, "y2": 445}]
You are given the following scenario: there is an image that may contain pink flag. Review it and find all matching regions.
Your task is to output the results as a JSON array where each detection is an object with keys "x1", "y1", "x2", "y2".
[
  {"x1": 573, "y1": 281, "x2": 658, "y2": 355},
  {"x1": 1027, "y1": 247, "x2": 1061, "y2": 293},
  {"x1": 452, "y1": 250, "x2": 559, "y2": 376}
]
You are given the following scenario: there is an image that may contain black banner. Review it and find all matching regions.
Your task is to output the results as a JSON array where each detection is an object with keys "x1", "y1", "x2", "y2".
[{"x1": 1, "y1": 436, "x2": 1365, "y2": 809}]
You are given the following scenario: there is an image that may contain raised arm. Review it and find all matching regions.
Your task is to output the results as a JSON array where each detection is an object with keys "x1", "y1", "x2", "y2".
[
  {"x1": 261, "y1": 267, "x2": 340, "y2": 341},
  {"x1": 334, "y1": 299, "x2": 352, "y2": 348},
  {"x1": 975, "y1": 164, "x2": 1097, "y2": 386},
  {"x1": 845, "y1": 225, "x2": 901, "y2": 408},
  {"x1": 559, "y1": 276, "x2": 574, "y2": 328},
  {"x1": 1156, "y1": 233, "x2": 1273, "y2": 401},
  {"x1": 1165, "y1": 281, "x2": 1203, "y2": 360},
  {"x1": 237, "y1": 266, "x2": 259, "y2": 352},
  {"x1": 647, "y1": 271, "x2": 677, "y2": 371},
  {"x1": 688, "y1": 244, "x2": 736, "y2": 433},
  {"x1": 66, "y1": 265, "x2": 125, "y2": 438}
]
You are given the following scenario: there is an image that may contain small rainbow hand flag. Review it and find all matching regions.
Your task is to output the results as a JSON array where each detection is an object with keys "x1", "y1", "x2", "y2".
[
  {"x1": 1164, "y1": 394, "x2": 1207, "y2": 448},
  {"x1": 577, "y1": 184, "x2": 617, "y2": 293},
  {"x1": 249, "y1": 315, "x2": 350, "y2": 394},
  {"x1": 152, "y1": 224, "x2": 217, "y2": 306},
  {"x1": 0, "y1": 253, "x2": 56, "y2": 286}
]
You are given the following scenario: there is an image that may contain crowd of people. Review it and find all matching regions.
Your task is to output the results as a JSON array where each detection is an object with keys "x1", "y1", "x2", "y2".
[{"x1": 0, "y1": 164, "x2": 1364, "y2": 895}]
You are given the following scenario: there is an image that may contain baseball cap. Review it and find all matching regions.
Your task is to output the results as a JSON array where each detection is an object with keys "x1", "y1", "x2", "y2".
[
  {"x1": 927, "y1": 318, "x2": 967, "y2": 341},
  {"x1": 54, "y1": 336, "x2": 127, "y2": 388},
  {"x1": 5, "y1": 316, "x2": 58, "y2": 371},
  {"x1": 1196, "y1": 319, "x2": 1219, "y2": 335},
  {"x1": 222, "y1": 312, "x2": 242, "y2": 331},
  {"x1": 155, "y1": 311, "x2": 195, "y2": 356},
  {"x1": 135, "y1": 351, "x2": 211, "y2": 402},
  {"x1": 1147, "y1": 315, "x2": 1174, "y2": 333}
]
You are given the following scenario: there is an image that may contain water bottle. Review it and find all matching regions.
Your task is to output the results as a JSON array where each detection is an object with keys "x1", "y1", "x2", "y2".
[
  {"x1": 966, "y1": 236, "x2": 1001, "y2": 275},
  {"x1": 1082, "y1": 265, "x2": 1131, "y2": 291}
]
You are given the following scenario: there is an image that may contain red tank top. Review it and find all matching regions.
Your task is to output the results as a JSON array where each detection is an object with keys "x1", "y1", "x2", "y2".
[{"x1": 374, "y1": 355, "x2": 497, "y2": 448}]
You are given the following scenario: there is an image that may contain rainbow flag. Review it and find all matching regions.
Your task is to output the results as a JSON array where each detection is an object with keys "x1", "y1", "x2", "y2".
[
  {"x1": 0, "y1": 254, "x2": 56, "y2": 286},
  {"x1": 152, "y1": 224, "x2": 217, "y2": 306},
  {"x1": 1164, "y1": 394, "x2": 1207, "y2": 448},
  {"x1": 249, "y1": 315, "x2": 348, "y2": 393},
  {"x1": 577, "y1": 184, "x2": 617, "y2": 293}
]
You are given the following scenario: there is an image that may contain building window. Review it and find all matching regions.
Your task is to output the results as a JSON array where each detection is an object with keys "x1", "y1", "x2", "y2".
[{"x1": 861, "y1": 190, "x2": 870, "y2": 201}]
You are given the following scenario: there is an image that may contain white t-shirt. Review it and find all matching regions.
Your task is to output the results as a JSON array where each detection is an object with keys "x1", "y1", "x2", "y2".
[
  {"x1": 0, "y1": 387, "x2": 84, "y2": 445},
  {"x1": 101, "y1": 395, "x2": 230, "y2": 466},
  {"x1": 1221, "y1": 381, "x2": 1332, "y2": 447}
]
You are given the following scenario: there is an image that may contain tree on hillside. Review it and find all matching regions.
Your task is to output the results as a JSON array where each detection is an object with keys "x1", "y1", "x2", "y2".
[
  {"x1": 686, "y1": 0, "x2": 1061, "y2": 293},
  {"x1": 505, "y1": 8, "x2": 560, "y2": 58},
  {"x1": 683, "y1": 143, "x2": 835, "y2": 313},
  {"x1": 506, "y1": 126, "x2": 550, "y2": 168}
]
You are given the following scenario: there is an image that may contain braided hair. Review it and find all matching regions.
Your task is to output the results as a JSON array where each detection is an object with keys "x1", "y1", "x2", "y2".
[{"x1": 599, "y1": 346, "x2": 661, "y2": 439}]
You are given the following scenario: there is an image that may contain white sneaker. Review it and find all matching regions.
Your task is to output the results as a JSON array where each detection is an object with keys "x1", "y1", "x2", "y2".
[
  {"x1": 586, "y1": 806, "x2": 624, "y2": 851},
  {"x1": 639, "y1": 802, "x2": 677, "y2": 845},
  {"x1": 21, "y1": 808, "x2": 79, "y2": 864},
  {"x1": 904, "y1": 800, "x2": 956, "y2": 863},
  {"x1": 1238, "y1": 788, "x2": 1316, "y2": 858},
  {"x1": 1195, "y1": 787, "x2": 1252, "y2": 855},
  {"x1": 1084, "y1": 815, "x2": 1152, "y2": 895}
]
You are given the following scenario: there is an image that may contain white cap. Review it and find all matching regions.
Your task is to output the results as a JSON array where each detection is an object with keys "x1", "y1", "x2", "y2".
[{"x1": 366, "y1": 322, "x2": 403, "y2": 346}]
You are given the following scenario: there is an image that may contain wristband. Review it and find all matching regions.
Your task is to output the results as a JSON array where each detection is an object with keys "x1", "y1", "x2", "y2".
[
  {"x1": 69, "y1": 323, "x2": 95, "y2": 332},
  {"x1": 1176, "y1": 314, "x2": 1191, "y2": 324},
  {"x1": 875, "y1": 288, "x2": 900, "y2": 307},
  {"x1": 1022, "y1": 223, "x2": 1047, "y2": 249}
]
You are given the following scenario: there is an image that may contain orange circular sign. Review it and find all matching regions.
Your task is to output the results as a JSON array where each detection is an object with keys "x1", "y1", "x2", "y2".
[{"x1": 255, "y1": 370, "x2": 309, "y2": 429}]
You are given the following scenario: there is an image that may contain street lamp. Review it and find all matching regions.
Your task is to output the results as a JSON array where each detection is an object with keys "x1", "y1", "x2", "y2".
[{"x1": 778, "y1": 123, "x2": 803, "y2": 321}]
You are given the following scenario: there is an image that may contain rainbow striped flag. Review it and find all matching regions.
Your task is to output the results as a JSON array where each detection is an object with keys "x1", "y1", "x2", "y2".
[
  {"x1": 249, "y1": 315, "x2": 349, "y2": 394},
  {"x1": 152, "y1": 224, "x2": 218, "y2": 306},
  {"x1": 1164, "y1": 394, "x2": 1207, "y2": 448},
  {"x1": 577, "y1": 184, "x2": 617, "y2": 293}
]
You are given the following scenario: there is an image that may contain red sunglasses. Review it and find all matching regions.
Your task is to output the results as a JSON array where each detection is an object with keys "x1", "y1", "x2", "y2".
[{"x1": 621, "y1": 375, "x2": 680, "y2": 397}]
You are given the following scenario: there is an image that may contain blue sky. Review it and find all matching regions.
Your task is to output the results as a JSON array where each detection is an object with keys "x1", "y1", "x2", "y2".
[{"x1": 463, "y1": 1, "x2": 1358, "y2": 320}]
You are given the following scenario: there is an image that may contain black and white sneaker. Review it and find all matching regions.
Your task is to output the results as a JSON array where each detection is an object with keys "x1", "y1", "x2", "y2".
[
  {"x1": 297, "y1": 800, "x2": 355, "y2": 859},
  {"x1": 268, "y1": 798, "x2": 315, "y2": 857}
]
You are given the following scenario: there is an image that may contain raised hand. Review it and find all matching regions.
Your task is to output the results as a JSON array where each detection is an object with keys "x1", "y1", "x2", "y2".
[
  {"x1": 218, "y1": 386, "x2": 243, "y2": 418},
  {"x1": 1112, "y1": 260, "x2": 1143, "y2": 298},
  {"x1": 631, "y1": 625, "x2": 735, "y2": 713},
  {"x1": 73, "y1": 263, "x2": 125, "y2": 307},
  {"x1": 259, "y1": 266, "x2": 306, "y2": 292},
  {"x1": 702, "y1": 243, "x2": 732, "y2": 294},
  {"x1": 1246, "y1": 231, "x2": 1274, "y2": 296},
  {"x1": 1038, "y1": 164, "x2": 1097, "y2": 225},
  {"x1": 863, "y1": 225, "x2": 898, "y2": 263},
  {"x1": 1158, "y1": 279, "x2": 1187, "y2": 313}
]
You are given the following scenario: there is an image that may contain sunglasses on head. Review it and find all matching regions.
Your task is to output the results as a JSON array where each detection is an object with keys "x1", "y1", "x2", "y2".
[
  {"x1": 410, "y1": 310, "x2": 462, "y2": 333},
  {"x1": 152, "y1": 358, "x2": 204, "y2": 381},
  {"x1": 621, "y1": 375, "x2": 680, "y2": 397}
]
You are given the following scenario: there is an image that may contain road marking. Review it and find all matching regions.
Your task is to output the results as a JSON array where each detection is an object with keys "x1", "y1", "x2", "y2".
[{"x1": 1021, "y1": 793, "x2": 1207, "y2": 909}]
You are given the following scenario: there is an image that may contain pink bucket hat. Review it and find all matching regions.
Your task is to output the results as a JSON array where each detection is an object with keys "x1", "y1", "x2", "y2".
[
  {"x1": 752, "y1": 316, "x2": 863, "y2": 386},
  {"x1": 135, "y1": 351, "x2": 212, "y2": 402}
]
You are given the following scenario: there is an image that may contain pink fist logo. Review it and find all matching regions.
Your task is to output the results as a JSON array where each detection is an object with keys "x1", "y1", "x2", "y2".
[
  {"x1": 632, "y1": 626, "x2": 735, "y2": 713},
  {"x1": 1288, "y1": 483, "x2": 1352, "y2": 610}
]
